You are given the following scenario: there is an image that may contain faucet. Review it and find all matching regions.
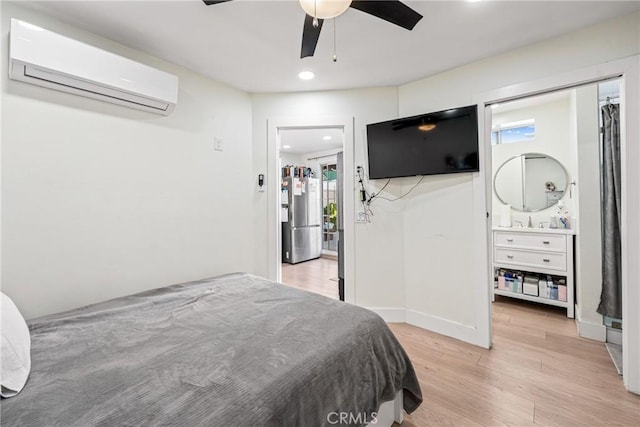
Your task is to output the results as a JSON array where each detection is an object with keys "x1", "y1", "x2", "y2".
[
  {"x1": 512, "y1": 220, "x2": 524, "y2": 228},
  {"x1": 528, "y1": 216, "x2": 533, "y2": 228},
  {"x1": 538, "y1": 221, "x2": 549, "y2": 228}
]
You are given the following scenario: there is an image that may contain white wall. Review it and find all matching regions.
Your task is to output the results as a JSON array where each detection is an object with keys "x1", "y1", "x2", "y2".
[
  {"x1": 1, "y1": 3, "x2": 255, "y2": 319},
  {"x1": 398, "y1": 13, "x2": 639, "y2": 342},
  {"x1": 279, "y1": 152, "x2": 303, "y2": 169},
  {"x1": 251, "y1": 88, "x2": 406, "y2": 309},
  {"x1": 403, "y1": 173, "x2": 478, "y2": 329}
]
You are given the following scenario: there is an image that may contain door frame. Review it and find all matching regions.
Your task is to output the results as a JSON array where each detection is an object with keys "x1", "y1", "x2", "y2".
[
  {"x1": 474, "y1": 55, "x2": 640, "y2": 394},
  {"x1": 319, "y1": 159, "x2": 339, "y2": 257},
  {"x1": 267, "y1": 117, "x2": 356, "y2": 304}
]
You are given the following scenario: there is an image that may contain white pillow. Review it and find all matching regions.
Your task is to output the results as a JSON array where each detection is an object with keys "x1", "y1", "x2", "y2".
[{"x1": 1, "y1": 292, "x2": 31, "y2": 397}]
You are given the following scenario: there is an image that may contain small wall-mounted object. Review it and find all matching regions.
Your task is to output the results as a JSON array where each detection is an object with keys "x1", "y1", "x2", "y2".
[
  {"x1": 9, "y1": 19, "x2": 178, "y2": 115},
  {"x1": 258, "y1": 174, "x2": 265, "y2": 192}
]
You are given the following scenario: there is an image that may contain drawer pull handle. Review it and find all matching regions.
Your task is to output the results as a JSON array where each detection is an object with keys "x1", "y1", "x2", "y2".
[
  {"x1": 543, "y1": 258, "x2": 550, "y2": 262},
  {"x1": 542, "y1": 241, "x2": 550, "y2": 244},
  {"x1": 507, "y1": 255, "x2": 514, "y2": 259},
  {"x1": 506, "y1": 238, "x2": 514, "y2": 242}
]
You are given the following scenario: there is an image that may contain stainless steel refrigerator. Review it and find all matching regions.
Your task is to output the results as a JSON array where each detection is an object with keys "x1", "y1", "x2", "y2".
[{"x1": 282, "y1": 176, "x2": 322, "y2": 264}]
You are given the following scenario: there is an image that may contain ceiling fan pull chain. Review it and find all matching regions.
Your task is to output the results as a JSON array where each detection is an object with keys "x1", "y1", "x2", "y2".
[
  {"x1": 313, "y1": 0, "x2": 319, "y2": 28},
  {"x1": 332, "y1": 18, "x2": 337, "y2": 62}
]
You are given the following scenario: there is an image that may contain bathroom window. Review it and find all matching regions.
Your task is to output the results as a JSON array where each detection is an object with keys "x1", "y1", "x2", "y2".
[{"x1": 492, "y1": 119, "x2": 536, "y2": 145}]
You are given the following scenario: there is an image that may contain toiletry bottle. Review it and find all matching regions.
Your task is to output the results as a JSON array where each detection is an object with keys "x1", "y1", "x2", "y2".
[{"x1": 555, "y1": 201, "x2": 570, "y2": 229}]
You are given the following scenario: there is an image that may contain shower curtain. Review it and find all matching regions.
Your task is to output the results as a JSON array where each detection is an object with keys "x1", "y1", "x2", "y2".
[{"x1": 597, "y1": 103, "x2": 622, "y2": 319}]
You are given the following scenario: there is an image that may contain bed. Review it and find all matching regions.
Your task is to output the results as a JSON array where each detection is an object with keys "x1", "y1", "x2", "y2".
[{"x1": 1, "y1": 273, "x2": 422, "y2": 426}]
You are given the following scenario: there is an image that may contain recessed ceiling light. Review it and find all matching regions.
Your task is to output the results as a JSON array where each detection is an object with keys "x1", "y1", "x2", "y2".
[
  {"x1": 298, "y1": 71, "x2": 315, "y2": 80},
  {"x1": 282, "y1": 145, "x2": 291, "y2": 149},
  {"x1": 323, "y1": 135, "x2": 332, "y2": 140}
]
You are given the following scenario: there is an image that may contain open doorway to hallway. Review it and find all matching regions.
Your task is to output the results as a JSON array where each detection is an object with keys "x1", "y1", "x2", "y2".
[{"x1": 278, "y1": 127, "x2": 344, "y2": 300}]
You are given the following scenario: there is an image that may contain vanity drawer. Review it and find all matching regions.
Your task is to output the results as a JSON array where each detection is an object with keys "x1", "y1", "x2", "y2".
[
  {"x1": 494, "y1": 232, "x2": 566, "y2": 252},
  {"x1": 494, "y1": 248, "x2": 567, "y2": 271}
]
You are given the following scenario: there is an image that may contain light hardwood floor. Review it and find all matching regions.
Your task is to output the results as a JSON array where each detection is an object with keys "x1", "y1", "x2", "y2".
[
  {"x1": 281, "y1": 260, "x2": 640, "y2": 426},
  {"x1": 281, "y1": 257, "x2": 339, "y2": 299},
  {"x1": 393, "y1": 298, "x2": 639, "y2": 426}
]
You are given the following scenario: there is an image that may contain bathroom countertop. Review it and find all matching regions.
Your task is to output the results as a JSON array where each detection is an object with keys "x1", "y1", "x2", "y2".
[{"x1": 492, "y1": 226, "x2": 576, "y2": 235}]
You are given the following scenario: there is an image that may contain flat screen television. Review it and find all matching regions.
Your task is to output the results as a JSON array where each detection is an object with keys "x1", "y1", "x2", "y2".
[{"x1": 366, "y1": 105, "x2": 479, "y2": 179}]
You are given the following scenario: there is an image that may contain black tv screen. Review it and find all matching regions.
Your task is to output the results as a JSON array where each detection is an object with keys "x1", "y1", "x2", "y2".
[{"x1": 366, "y1": 105, "x2": 479, "y2": 179}]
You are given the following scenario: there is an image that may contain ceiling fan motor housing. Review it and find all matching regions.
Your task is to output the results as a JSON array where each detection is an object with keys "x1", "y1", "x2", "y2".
[{"x1": 298, "y1": 0, "x2": 353, "y2": 19}]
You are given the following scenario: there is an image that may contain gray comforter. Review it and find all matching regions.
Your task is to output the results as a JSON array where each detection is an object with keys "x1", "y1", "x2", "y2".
[{"x1": 1, "y1": 273, "x2": 422, "y2": 426}]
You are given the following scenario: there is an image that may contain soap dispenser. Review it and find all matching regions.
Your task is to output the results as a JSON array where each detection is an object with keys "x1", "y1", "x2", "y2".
[{"x1": 556, "y1": 201, "x2": 570, "y2": 229}]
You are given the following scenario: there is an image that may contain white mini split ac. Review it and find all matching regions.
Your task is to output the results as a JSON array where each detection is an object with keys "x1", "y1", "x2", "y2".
[{"x1": 9, "y1": 19, "x2": 178, "y2": 115}]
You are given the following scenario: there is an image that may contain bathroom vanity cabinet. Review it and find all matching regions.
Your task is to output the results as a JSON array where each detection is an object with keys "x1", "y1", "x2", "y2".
[{"x1": 492, "y1": 227, "x2": 575, "y2": 318}]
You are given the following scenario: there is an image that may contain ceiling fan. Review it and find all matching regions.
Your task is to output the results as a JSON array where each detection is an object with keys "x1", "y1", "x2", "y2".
[{"x1": 202, "y1": 0, "x2": 423, "y2": 59}]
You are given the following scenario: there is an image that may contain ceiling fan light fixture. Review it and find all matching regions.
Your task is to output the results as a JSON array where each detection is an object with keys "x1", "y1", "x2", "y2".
[{"x1": 299, "y1": 0, "x2": 352, "y2": 20}]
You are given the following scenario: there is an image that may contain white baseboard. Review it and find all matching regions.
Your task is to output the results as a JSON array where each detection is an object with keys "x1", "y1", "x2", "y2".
[
  {"x1": 405, "y1": 309, "x2": 485, "y2": 347},
  {"x1": 575, "y1": 309, "x2": 606, "y2": 342},
  {"x1": 607, "y1": 328, "x2": 623, "y2": 345},
  {"x1": 366, "y1": 308, "x2": 486, "y2": 348},
  {"x1": 366, "y1": 307, "x2": 406, "y2": 323}
]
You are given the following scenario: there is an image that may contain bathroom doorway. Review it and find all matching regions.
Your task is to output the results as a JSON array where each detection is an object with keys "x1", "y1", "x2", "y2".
[{"x1": 486, "y1": 76, "x2": 625, "y2": 381}]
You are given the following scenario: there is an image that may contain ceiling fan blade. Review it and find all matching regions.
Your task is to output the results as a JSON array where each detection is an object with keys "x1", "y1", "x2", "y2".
[
  {"x1": 349, "y1": 0, "x2": 422, "y2": 30},
  {"x1": 301, "y1": 14, "x2": 324, "y2": 58},
  {"x1": 202, "y1": 0, "x2": 232, "y2": 5}
]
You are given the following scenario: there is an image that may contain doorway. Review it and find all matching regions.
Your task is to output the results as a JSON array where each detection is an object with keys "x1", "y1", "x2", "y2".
[
  {"x1": 488, "y1": 78, "x2": 624, "y2": 366},
  {"x1": 479, "y1": 57, "x2": 639, "y2": 394},
  {"x1": 279, "y1": 127, "x2": 343, "y2": 299},
  {"x1": 268, "y1": 119, "x2": 355, "y2": 301},
  {"x1": 321, "y1": 162, "x2": 339, "y2": 256}
]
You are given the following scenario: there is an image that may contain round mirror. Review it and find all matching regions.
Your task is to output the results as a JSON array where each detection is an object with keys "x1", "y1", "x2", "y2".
[{"x1": 494, "y1": 153, "x2": 568, "y2": 212}]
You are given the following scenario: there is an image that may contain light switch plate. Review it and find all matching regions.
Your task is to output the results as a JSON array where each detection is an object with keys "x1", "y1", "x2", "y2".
[{"x1": 214, "y1": 137, "x2": 224, "y2": 151}]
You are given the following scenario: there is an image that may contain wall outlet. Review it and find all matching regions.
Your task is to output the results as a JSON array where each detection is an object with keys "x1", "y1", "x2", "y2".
[{"x1": 356, "y1": 212, "x2": 367, "y2": 223}]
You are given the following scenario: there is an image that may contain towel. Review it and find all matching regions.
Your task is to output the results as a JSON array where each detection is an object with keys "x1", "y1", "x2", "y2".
[{"x1": 498, "y1": 204, "x2": 511, "y2": 227}]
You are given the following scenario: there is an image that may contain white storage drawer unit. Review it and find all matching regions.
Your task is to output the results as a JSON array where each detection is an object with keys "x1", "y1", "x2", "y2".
[{"x1": 492, "y1": 227, "x2": 575, "y2": 318}]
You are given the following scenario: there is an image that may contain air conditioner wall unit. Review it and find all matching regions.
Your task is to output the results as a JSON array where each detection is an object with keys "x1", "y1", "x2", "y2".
[{"x1": 9, "y1": 19, "x2": 178, "y2": 115}]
